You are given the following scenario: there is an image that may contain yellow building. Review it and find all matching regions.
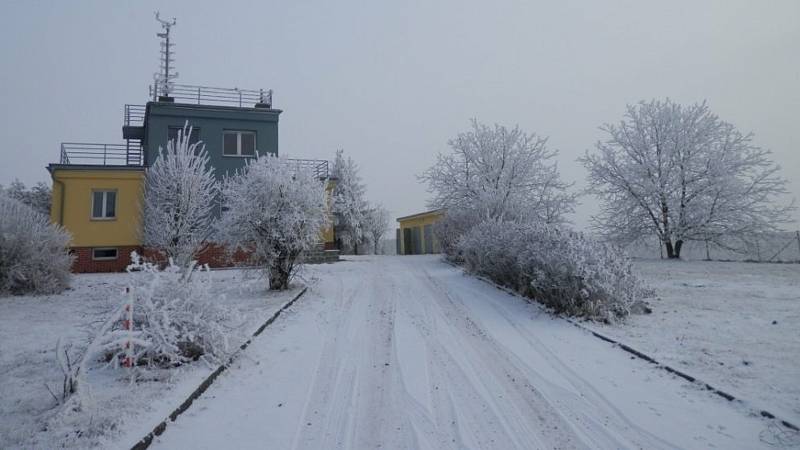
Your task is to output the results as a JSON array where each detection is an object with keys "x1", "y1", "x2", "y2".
[
  {"x1": 396, "y1": 209, "x2": 444, "y2": 255},
  {"x1": 49, "y1": 166, "x2": 145, "y2": 272}
]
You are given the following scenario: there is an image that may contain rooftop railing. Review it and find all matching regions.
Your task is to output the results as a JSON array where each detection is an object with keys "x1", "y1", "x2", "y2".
[
  {"x1": 124, "y1": 104, "x2": 146, "y2": 126},
  {"x1": 59, "y1": 143, "x2": 143, "y2": 166},
  {"x1": 149, "y1": 83, "x2": 273, "y2": 108},
  {"x1": 57, "y1": 144, "x2": 328, "y2": 178},
  {"x1": 286, "y1": 158, "x2": 330, "y2": 179}
]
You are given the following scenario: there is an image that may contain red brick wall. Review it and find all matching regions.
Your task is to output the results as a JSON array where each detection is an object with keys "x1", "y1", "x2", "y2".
[
  {"x1": 71, "y1": 246, "x2": 141, "y2": 273},
  {"x1": 71, "y1": 244, "x2": 255, "y2": 273},
  {"x1": 195, "y1": 244, "x2": 254, "y2": 267}
]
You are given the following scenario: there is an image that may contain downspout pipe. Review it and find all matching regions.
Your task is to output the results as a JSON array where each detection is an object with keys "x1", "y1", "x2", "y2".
[{"x1": 53, "y1": 178, "x2": 65, "y2": 226}]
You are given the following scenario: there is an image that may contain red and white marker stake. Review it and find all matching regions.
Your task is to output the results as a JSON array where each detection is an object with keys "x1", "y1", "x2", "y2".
[{"x1": 123, "y1": 286, "x2": 134, "y2": 368}]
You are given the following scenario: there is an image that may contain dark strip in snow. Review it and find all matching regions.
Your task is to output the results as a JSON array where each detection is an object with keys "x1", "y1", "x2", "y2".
[
  {"x1": 454, "y1": 262, "x2": 800, "y2": 433},
  {"x1": 130, "y1": 287, "x2": 309, "y2": 450}
]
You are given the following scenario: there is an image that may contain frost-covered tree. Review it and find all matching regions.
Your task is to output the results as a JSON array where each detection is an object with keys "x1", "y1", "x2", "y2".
[
  {"x1": 0, "y1": 179, "x2": 52, "y2": 216},
  {"x1": 217, "y1": 155, "x2": 328, "y2": 290},
  {"x1": 0, "y1": 193, "x2": 72, "y2": 295},
  {"x1": 143, "y1": 122, "x2": 218, "y2": 269},
  {"x1": 421, "y1": 119, "x2": 576, "y2": 224},
  {"x1": 581, "y1": 99, "x2": 795, "y2": 258},
  {"x1": 362, "y1": 204, "x2": 390, "y2": 254},
  {"x1": 331, "y1": 149, "x2": 369, "y2": 254}
]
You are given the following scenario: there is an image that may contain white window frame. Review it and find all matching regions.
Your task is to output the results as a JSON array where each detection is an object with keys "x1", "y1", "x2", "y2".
[
  {"x1": 91, "y1": 190, "x2": 117, "y2": 220},
  {"x1": 222, "y1": 130, "x2": 257, "y2": 157},
  {"x1": 92, "y1": 248, "x2": 119, "y2": 261}
]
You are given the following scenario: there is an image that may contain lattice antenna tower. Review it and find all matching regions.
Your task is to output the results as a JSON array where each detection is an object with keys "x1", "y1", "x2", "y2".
[{"x1": 154, "y1": 12, "x2": 178, "y2": 99}]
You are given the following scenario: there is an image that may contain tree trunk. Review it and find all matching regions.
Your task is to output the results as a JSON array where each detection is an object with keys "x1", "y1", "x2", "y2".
[
  {"x1": 268, "y1": 256, "x2": 290, "y2": 290},
  {"x1": 665, "y1": 241, "x2": 676, "y2": 259},
  {"x1": 674, "y1": 240, "x2": 683, "y2": 259}
]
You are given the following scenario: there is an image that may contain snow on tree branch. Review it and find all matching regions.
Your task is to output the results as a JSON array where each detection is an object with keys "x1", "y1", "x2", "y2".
[
  {"x1": 217, "y1": 155, "x2": 328, "y2": 290},
  {"x1": 421, "y1": 119, "x2": 576, "y2": 224},
  {"x1": 142, "y1": 121, "x2": 218, "y2": 269},
  {"x1": 331, "y1": 149, "x2": 369, "y2": 254},
  {"x1": 0, "y1": 193, "x2": 72, "y2": 295},
  {"x1": 0, "y1": 179, "x2": 52, "y2": 216},
  {"x1": 363, "y1": 204, "x2": 391, "y2": 254},
  {"x1": 580, "y1": 99, "x2": 796, "y2": 258}
]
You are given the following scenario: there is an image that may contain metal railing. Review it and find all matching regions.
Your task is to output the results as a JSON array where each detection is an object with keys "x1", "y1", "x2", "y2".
[
  {"x1": 124, "y1": 104, "x2": 146, "y2": 126},
  {"x1": 60, "y1": 143, "x2": 143, "y2": 166},
  {"x1": 286, "y1": 158, "x2": 330, "y2": 179},
  {"x1": 149, "y1": 83, "x2": 273, "y2": 108}
]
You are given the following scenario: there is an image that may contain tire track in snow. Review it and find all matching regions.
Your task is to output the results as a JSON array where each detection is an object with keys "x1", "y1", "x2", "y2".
[
  {"x1": 416, "y1": 263, "x2": 679, "y2": 449},
  {"x1": 149, "y1": 256, "x2": 775, "y2": 450},
  {"x1": 451, "y1": 276, "x2": 678, "y2": 448}
]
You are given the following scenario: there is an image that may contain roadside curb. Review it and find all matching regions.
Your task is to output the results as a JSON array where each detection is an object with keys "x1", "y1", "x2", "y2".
[
  {"x1": 450, "y1": 263, "x2": 800, "y2": 432},
  {"x1": 130, "y1": 287, "x2": 309, "y2": 450}
]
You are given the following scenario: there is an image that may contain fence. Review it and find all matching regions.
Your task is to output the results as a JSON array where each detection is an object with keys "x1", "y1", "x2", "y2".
[
  {"x1": 624, "y1": 231, "x2": 800, "y2": 262},
  {"x1": 60, "y1": 143, "x2": 143, "y2": 166},
  {"x1": 285, "y1": 158, "x2": 329, "y2": 179},
  {"x1": 124, "y1": 104, "x2": 146, "y2": 126},
  {"x1": 150, "y1": 83, "x2": 272, "y2": 108}
]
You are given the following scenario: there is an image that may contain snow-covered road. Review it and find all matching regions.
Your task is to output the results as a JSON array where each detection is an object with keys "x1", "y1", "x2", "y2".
[{"x1": 150, "y1": 256, "x2": 775, "y2": 449}]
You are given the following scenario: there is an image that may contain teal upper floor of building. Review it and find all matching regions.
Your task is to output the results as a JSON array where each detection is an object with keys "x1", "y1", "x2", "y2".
[
  {"x1": 51, "y1": 84, "x2": 330, "y2": 179},
  {"x1": 125, "y1": 98, "x2": 281, "y2": 177}
]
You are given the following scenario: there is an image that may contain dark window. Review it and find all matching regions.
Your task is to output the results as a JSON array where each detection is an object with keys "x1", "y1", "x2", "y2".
[
  {"x1": 240, "y1": 132, "x2": 256, "y2": 156},
  {"x1": 223, "y1": 130, "x2": 257, "y2": 156},
  {"x1": 92, "y1": 191, "x2": 116, "y2": 219},
  {"x1": 223, "y1": 132, "x2": 238, "y2": 156},
  {"x1": 92, "y1": 248, "x2": 118, "y2": 260},
  {"x1": 168, "y1": 127, "x2": 201, "y2": 146}
]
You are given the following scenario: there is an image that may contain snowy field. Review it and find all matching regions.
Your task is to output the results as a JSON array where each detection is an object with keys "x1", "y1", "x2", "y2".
[
  {"x1": 0, "y1": 269, "x2": 300, "y2": 449},
  {"x1": 588, "y1": 259, "x2": 800, "y2": 426},
  {"x1": 150, "y1": 256, "x2": 787, "y2": 449},
  {"x1": 2, "y1": 256, "x2": 798, "y2": 449}
]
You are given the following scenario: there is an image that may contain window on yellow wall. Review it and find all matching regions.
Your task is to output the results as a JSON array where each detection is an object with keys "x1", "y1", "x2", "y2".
[{"x1": 92, "y1": 190, "x2": 116, "y2": 219}]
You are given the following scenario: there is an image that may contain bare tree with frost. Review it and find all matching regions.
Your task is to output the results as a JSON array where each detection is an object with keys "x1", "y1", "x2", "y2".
[
  {"x1": 421, "y1": 119, "x2": 576, "y2": 223},
  {"x1": 581, "y1": 99, "x2": 795, "y2": 259},
  {"x1": 363, "y1": 204, "x2": 391, "y2": 254},
  {"x1": 143, "y1": 122, "x2": 218, "y2": 270},
  {"x1": 0, "y1": 179, "x2": 52, "y2": 216},
  {"x1": 217, "y1": 155, "x2": 328, "y2": 290},
  {"x1": 331, "y1": 149, "x2": 369, "y2": 254}
]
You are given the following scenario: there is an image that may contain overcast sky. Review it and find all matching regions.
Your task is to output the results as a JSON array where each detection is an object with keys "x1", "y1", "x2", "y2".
[{"x1": 1, "y1": 0, "x2": 798, "y2": 229}]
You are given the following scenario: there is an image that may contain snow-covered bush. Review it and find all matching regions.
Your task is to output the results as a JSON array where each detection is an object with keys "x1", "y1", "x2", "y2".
[
  {"x1": 0, "y1": 193, "x2": 72, "y2": 295},
  {"x1": 459, "y1": 220, "x2": 649, "y2": 321},
  {"x1": 49, "y1": 254, "x2": 230, "y2": 417},
  {"x1": 143, "y1": 121, "x2": 218, "y2": 269},
  {"x1": 218, "y1": 155, "x2": 328, "y2": 290},
  {"x1": 433, "y1": 208, "x2": 482, "y2": 261},
  {"x1": 119, "y1": 253, "x2": 232, "y2": 367}
]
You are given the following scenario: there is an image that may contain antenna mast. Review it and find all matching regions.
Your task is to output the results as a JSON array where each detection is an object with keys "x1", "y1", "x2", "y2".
[{"x1": 154, "y1": 12, "x2": 178, "y2": 100}]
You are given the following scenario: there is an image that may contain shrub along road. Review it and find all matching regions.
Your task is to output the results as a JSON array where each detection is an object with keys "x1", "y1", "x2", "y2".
[{"x1": 150, "y1": 256, "x2": 776, "y2": 449}]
